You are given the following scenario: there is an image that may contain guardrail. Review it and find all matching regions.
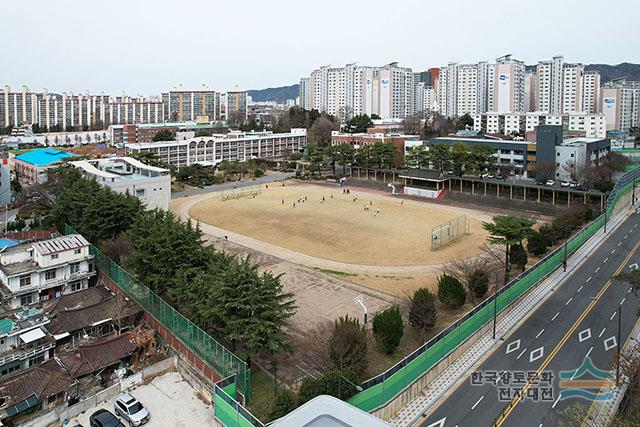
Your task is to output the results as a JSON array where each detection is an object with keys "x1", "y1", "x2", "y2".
[{"x1": 346, "y1": 166, "x2": 640, "y2": 413}]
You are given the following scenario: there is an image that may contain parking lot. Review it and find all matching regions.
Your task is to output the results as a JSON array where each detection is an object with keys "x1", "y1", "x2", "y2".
[{"x1": 69, "y1": 372, "x2": 213, "y2": 427}]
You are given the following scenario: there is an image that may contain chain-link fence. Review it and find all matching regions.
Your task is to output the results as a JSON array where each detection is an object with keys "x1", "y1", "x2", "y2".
[
  {"x1": 64, "y1": 225, "x2": 251, "y2": 400},
  {"x1": 431, "y1": 214, "x2": 468, "y2": 249}
]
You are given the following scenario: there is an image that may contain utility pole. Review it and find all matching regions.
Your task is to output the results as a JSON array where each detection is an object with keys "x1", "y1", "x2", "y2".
[
  {"x1": 633, "y1": 173, "x2": 636, "y2": 206},
  {"x1": 616, "y1": 305, "x2": 622, "y2": 386},
  {"x1": 604, "y1": 208, "x2": 607, "y2": 234},
  {"x1": 493, "y1": 271, "x2": 498, "y2": 340},
  {"x1": 563, "y1": 240, "x2": 568, "y2": 272}
]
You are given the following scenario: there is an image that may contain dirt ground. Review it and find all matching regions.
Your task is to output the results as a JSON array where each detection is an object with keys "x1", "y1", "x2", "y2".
[{"x1": 188, "y1": 184, "x2": 491, "y2": 267}]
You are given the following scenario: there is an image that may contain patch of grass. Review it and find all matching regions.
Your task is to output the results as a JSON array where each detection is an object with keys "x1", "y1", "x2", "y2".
[{"x1": 314, "y1": 268, "x2": 354, "y2": 277}]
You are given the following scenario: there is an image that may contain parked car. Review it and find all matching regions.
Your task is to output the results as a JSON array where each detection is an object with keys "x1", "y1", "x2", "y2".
[
  {"x1": 114, "y1": 394, "x2": 150, "y2": 426},
  {"x1": 569, "y1": 182, "x2": 577, "y2": 188},
  {"x1": 545, "y1": 180, "x2": 556, "y2": 187},
  {"x1": 89, "y1": 409, "x2": 125, "y2": 427},
  {"x1": 560, "y1": 181, "x2": 571, "y2": 187}
]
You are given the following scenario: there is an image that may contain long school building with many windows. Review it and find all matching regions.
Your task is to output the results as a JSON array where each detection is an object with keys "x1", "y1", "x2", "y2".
[{"x1": 125, "y1": 129, "x2": 307, "y2": 168}]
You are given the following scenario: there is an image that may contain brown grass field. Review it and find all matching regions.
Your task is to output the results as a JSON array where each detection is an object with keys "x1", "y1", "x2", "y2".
[{"x1": 188, "y1": 184, "x2": 491, "y2": 267}]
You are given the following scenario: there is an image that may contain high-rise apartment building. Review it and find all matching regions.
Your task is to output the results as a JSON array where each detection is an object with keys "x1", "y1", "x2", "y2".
[
  {"x1": 307, "y1": 62, "x2": 415, "y2": 120},
  {"x1": 602, "y1": 79, "x2": 640, "y2": 131},
  {"x1": 534, "y1": 56, "x2": 601, "y2": 114},
  {"x1": 161, "y1": 86, "x2": 218, "y2": 122},
  {"x1": 486, "y1": 55, "x2": 525, "y2": 114},
  {"x1": 524, "y1": 72, "x2": 537, "y2": 112},
  {"x1": 582, "y1": 71, "x2": 602, "y2": 114},
  {"x1": 299, "y1": 77, "x2": 311, "y2": 110},
  {"x1": 225, "y1": 89, "x2": 248, "y2": 126}
]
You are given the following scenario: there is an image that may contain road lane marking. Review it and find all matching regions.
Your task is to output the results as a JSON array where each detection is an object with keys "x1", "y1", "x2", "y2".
[
  {"x1": 535, "y1": 329, "x2": 545, "y2": 339},
  {"x1": 578, "y1": 328, "x2": 591, "y2": 342},
  {"x1": 611, "y1": 249, "x2": 616, "y2": 254},
  {"x1": 585, "y1": 346, "x2": 593, "y2": 358},
  {"x1": 599, "y1": 328, "x2": 606, "y2": 338},
  {"x1": 551, "y1": 312, "x2": 560, "y2": 321},
  {"x1": 565, "y1": 297, "x2": 573, "y2": 305},
  {"x1": 595, "y1": 266, "x2": 601, "y2": 273},
  {"x1": 629, "y1": 287, "x2": 633, "y2": 294},
  {"x1": 618, "y1": 242, "x2": 622, "y2": 247},
  {"x1": 425, "y1": 417, "x2": 446, "y2": 427},
  {"x1": 552, "y1": 393, "x2": 562, "y2": 408},
  {"x1": 517, "y1": 348, "x2": 527, "y2": 360},
  {"x1": 610, "y1": 311, "x2": 617, "y2": 321},
  {"x1": 586, "y1": 276, "x2": 592, "y2": 283},
  {"x1": 530, "y1": 347, "x2": 544, "y2": 363},
  {"x1": 604, "y1": 336, "x2": 617, "y2": 351},
  {"x1": 506, "y1": 339, "x2": 521, "y2": 355},
  {"x1": 604, "y1": 257, "x2": 609, "y2": 263},
  {"x1": 625, "y1": 234, "x2": 629, "y2": 239},
  {"x1": 494, "y1": 238, "x2": 640, "y2": 427},
  {"x1": 471, "y1": 396, "x2": 484, "y2": 410},
  {"x1": 621, "y1": 297, "x2": 626, "y2": 305},
  {"x1": 577, "y1": 285, "x2": 583, "y2": 292}
]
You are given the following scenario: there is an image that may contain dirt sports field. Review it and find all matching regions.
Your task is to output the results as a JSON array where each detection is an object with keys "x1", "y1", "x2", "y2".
[{"x1": 188, "y1": 183, "x2": 490, "y2": 267}]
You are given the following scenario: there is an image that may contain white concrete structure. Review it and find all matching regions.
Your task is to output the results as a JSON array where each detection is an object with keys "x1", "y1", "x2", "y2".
[
  {"x1": 555, "y1": 137, "x2": 610, "y2": 181},
  {"x1": 0, "y1": 235, "x2": 94, "y2": 310},
  {"x1": 126, "y1": 129, "x2": 307, "y2": 169},
  {"x1": 71, "y1": 157, "x2": 171, "y2": 211},
  {"x1": 536, "y1": 56, "x2": 564, "y2": 114},
  {"x1": 299, "y1": 77, "x2": 311, "y2": 110},
  {"x1": 473, "y1": 112, "x2": 607, "y2": 138},
  {"x1": 562, "y1": 63, "x2": 584, "y2": 114},
  {"x1": 582, "y1": 71, "x2": 602, "y2": 114},
  {"x1": 486, "y1": 55, "x2": 525, "y2": 114}
]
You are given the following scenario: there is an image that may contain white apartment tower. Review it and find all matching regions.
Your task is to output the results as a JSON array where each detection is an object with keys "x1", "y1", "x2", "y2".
[
  {"x1": 582, "y1": 71, "x2": 602, "y2": 114},
  {"x1": 602, "y1": 79, "x2": 640, "y2": 132},
  {"x1": 536, "y1": 55, "x2": 564, "y2": 114},
  {"x1": 562, "y1": 63, "x2": 584, "y2": 113},
  {"x1": 486, "y1": 55, "x2": 525, "y2": 113},
  {"x1": 299, "y1": 77, "x2": 311, "y2": 110}
]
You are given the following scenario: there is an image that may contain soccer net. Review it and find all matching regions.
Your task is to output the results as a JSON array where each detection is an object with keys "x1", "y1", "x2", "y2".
[
  {"x1": 431, "y1": 214, "x2": 469, "y2": 249},
  {"x1": 220, "y1": 187, "x2": 261, "y2": 201}
]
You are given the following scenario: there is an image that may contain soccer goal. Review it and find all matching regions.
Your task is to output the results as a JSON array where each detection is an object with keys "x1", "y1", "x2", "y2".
[
  {"x1": 431, "y1": 214, "x2": 469, "y2": 249},
  {"x1": 220, "y1": 187, "x2": 261, "y2": 201}
]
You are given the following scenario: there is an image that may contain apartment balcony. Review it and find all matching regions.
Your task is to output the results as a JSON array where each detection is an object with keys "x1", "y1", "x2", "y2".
[
  {"x1": 12, "y1": 270, "x2": 95, "y2": 297},
  {"x1": 0, "y1": 340, "x2": 55, "y2": 367}
]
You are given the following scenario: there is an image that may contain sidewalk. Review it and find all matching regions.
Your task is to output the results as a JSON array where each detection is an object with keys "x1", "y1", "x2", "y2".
[{"x1": 389, "y1": 210, "x2": 630, "y2": 426}]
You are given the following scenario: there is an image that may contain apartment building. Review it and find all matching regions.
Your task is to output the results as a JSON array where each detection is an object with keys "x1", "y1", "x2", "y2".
[
  {"x1": 71, "y1": 157, "x2": 171, "y2": 210},
  {"x1": 225, "y1": 89, "x2": 248, "y2": 125},
  {"x1": 0, "y1": 235, "x2": 95, "y2": 310},
  {"x1": 125, "y1": 129, "x2": 307, "y2": 168},
  {"x1": 13, "y1": 149, "x2": 76, "y2": 185},
  {"x1": 536, "y1": 56, "x2": 564, "y2": 113},
  {"x1": 473, "y1": 112, "x2": 607, "y2": 138},
  {"x1": 307, "y1": 63, "x2": 415, "y2": 120},
  {"x1": 582, "y1": 71, "x2": 602, "y2": 114},
  {"x1": 437, "y1": 55, "x2": 525, "y2": 117},
  {"x1": 161, "y1": 86, "x2": 218, "y2": 122},
  {"x1": 299, "y1": 77, "x2": 311, "y2": 110},
  {"x1": 602, "y1": 79, "x2": 640, "y2": 132}
]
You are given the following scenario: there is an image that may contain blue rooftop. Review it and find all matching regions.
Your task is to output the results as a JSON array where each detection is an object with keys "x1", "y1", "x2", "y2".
[
  {"x1": 15, "y1": 149, "x2": 75, "y2": 166},
  {"x1": 0, "y1": 238, "x2": 20, "y2": 250}
]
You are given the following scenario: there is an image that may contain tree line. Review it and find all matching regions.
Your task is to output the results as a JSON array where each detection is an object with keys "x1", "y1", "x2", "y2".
[
  {"x1": 49, "y1": 167, "x2": 296, "y2": 362},
  {"x1": 406, "y1": 141, "x2": 497, "y2": 175}
]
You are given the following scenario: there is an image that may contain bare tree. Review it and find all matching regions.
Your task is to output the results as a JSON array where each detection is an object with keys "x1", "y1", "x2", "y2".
[
  {"x1": 309, "y1": 115, "x2": 339, "y2": 145},
  {"x1": 561, "y1": 160, "x2": 587, "y2": 184},
  {"x1": 533, "y1": 161, "x2": 556, "y2": 182},
  {"x1": 402, "y1": 114, "x2": 422, "y2": 135},
  {"x1": 296, "y1": 320, "x2": 334, "y2": 373},
  {"x1": 445, "y1": 253, "x2": 494, "y2": 302}
]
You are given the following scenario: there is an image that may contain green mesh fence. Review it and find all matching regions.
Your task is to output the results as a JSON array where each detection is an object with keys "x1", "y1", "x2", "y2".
[
  {"x1": 214, "y1": 376, "x2": 263, "y2": 427},
  {"x1": 347, "y1": 168, "x2": 640, "y2": 412},
  {"x1": 64, "y1": 225, "x2": 251, "y2": 400}
]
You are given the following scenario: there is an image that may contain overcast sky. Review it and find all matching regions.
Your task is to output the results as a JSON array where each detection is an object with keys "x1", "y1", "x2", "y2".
[{"x1": 3, "y1": 0, "x2": 638, "y2": 96}]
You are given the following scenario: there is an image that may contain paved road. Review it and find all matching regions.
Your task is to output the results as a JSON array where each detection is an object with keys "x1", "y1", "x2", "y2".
[
  {"x1": 422, "y1": 212, "x2": 640, "y2": 427},
  {"x1": 171, "y1": 172, "x2": 295, "y2": 198}
]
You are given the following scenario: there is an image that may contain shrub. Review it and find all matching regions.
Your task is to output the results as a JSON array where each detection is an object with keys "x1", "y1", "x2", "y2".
[
  {"x1": 594, "y1": 180, "x2": 614, "y2": 193},
  {"x1": 254, "y1": 169, "x2": 265, "y2": 177},
  {"x1": 408, "y1": 288, "x2": 437, "y2": 331},
  {"x1": 437, "y1": 274, "x2": 466, "y2": 309},
  {"x1": 468, "y1": 269, "x2": 489, "y2": 298},
  {"x1": 269, "y1": 389, "x2": 297, "y2": 421},
  {"x1": 527, "y1": 230, "x2": 549, "y2": 256},
  {"x1": 372, "y1": 306, "x2": 404, "y2": 354},
  {"x1": 297, "y1": 370, "x2": 359, "y2": 404},
  {"x1": 509, "y1": 243, "x2": 528, "y2": 270},
  {"x1": 329, "y1": 315, "x2": 368, "y2": 376}
]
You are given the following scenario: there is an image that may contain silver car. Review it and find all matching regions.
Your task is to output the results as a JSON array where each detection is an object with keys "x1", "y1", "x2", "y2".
[{"x1": 114, "y1": 394, "x2": 149, "y2": 426}]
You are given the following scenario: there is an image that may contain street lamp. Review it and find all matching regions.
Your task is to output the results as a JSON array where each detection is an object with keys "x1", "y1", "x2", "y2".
[{"x1": 337, "y1": 371, "x2": 363, "y2": 398}]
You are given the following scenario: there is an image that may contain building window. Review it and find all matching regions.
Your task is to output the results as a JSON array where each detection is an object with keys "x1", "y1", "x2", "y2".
[
  {"x1": 45, "y1": 269, "x2": 56, "y2": 281},
  {"x1": 70, "y1": 281, "x2": 82, "y2": 292},
  {"x1": 136, "y1": 189, "x2": 145, "y2": 197},
  {"x1": 51, "y1": 253, "x2": 59, "y2": 260},
  {"x1": 19, "y1": 275, "x2": 31, "y2": 288},
  {"x1": 74, "y1": 248, "x2": 81, "y2": 255},
  {"x1": 20, "y1": 294, "x2": 33, "y2": 306},
  {"x1": 70, "y1": 262, "x2": 80, "y2": 274}
]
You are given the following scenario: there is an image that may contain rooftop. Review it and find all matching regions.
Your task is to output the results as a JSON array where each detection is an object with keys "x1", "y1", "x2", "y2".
[
  {"x1": 14, "y1": 149, "x2": 75, "y2": 167},
  {"x1": 32, "y1": 234, "x2": 89, "y2": 256},
  {"x1": 71, "y1": 157, "x2": 169, "y2": 181},
  {"x1": 0, "y1": 308, "x2": 49, "y2": 338}
]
